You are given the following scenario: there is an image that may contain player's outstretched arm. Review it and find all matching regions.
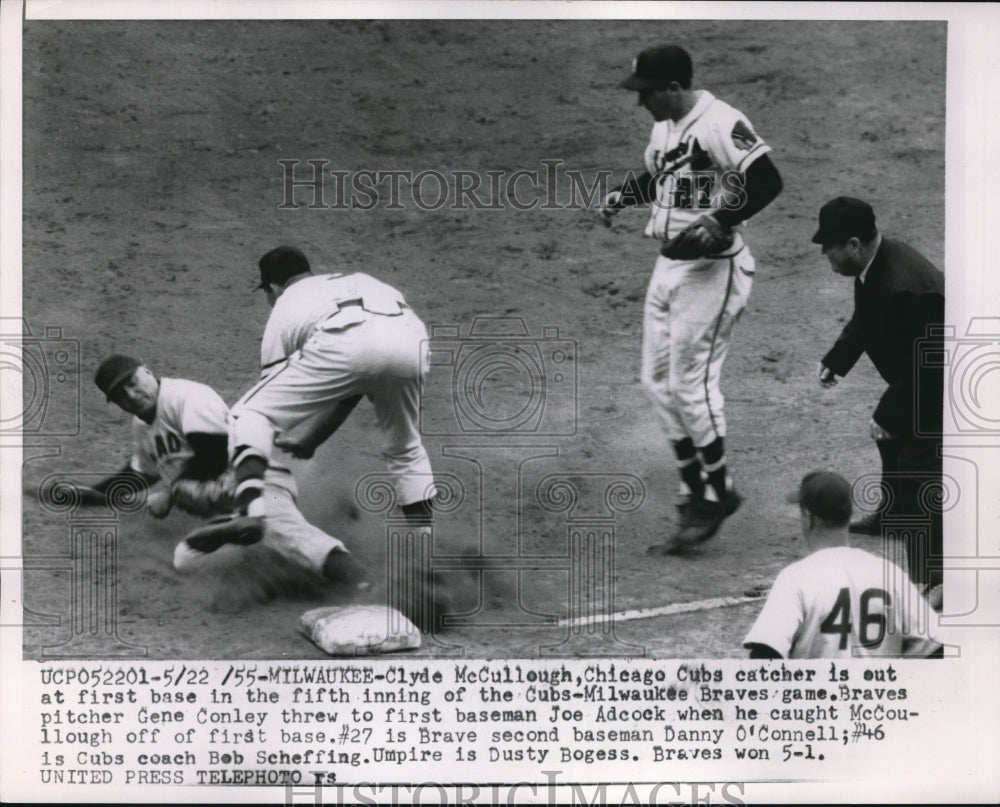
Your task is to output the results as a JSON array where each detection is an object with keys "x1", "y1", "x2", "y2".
[{"x1": 65, "y1": 463, "x2": 156, "y2": 507}]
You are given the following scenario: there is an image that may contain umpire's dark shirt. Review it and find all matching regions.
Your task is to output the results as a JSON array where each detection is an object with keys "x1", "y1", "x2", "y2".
[{"x1": 822, "y1": 237, "x2": 944, "y2": 440}]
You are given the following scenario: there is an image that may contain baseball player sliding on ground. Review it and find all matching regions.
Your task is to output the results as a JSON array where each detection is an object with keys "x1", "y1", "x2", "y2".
[
  {"x1": 85, "y1": 354, "x2": 369, "y2": 586},
  {"x1": 743, "y1": 470, "x2": 941, "y2": 659},
  {"x1": 190, "y1": 246, "x2": 437, "y2": 557},
  {"x1": 600, "y1": 45, "x2": 783, "y2": 553}
]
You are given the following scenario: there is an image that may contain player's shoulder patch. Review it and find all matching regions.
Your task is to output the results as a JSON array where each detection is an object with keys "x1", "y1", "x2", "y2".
[{"x1": 731, "y1": 119, "x2": 759, "y2": 151}]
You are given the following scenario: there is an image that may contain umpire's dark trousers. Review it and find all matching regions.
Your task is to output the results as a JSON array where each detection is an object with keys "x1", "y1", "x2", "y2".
[{"x1": 878, "y1": 435, "x2": 943, "y2": 588}]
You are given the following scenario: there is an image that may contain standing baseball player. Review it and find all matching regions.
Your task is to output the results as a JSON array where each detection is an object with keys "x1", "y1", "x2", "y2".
[
  {"x1": 743, "y1": 470, "x2": 941, "y2": 659},
  {"x1": 86, "y1": 354, "x2": 369, "y2": 587},
  {"x1": 190, "y1": 246, "x2": 436, "y2": 550},
  {"x1": 600, "y1": 45, "x2": 783, "y2": 552}
]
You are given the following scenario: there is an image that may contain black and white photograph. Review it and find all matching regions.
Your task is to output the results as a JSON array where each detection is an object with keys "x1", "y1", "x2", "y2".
[{"x1": 1, "y1": 1, "x2": 997, "y2": 803}]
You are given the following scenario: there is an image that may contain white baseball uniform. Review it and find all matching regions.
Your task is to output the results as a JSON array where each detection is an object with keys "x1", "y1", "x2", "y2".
[
  {"x1": 641, "y1": 90, "x2": 768, "y2": 448},
  {"x1": 230, "y1": 272, "x2": 435, "y2": 507},
  {"x1": 742, "y1": 546, "x2": 941, "y2": 658},
  {"x1": 128, "y1": 377, "x2": 344, "y2": 573}
]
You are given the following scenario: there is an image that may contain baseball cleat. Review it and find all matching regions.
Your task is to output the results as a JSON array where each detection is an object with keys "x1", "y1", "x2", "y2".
[
  {"x1": 322, "y1": 549, "x2": 373, "y2": 592},
  {"x1": 185, "y1": 514, "x2": 264, "y2": 554},
  {"x1": 675, "y1": 489, "x2": 743, "y2": 545},
  {"x1": 849, "y1": 511, "x2": 884, "y2": 535},
  {"x1": 646, "y1": 501, "x2": 697, "y2": 556}
]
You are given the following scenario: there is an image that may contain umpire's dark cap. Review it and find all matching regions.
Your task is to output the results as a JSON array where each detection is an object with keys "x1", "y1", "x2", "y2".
[
  {"x1": 257, "y1": 245, "x2": 311, "y2": 290},
  {"x1": 787, "y1": 470, "x2": 853, "y2": 524},
  {"x1": 95, "y1": 354, "x2": 142, "y2": 400},
  {"x1": 621, "y1": 45, "x2": 693, "y2": 91},
  {"x1": 812, "y1": 197, "x2": 878, "y2": 245}
]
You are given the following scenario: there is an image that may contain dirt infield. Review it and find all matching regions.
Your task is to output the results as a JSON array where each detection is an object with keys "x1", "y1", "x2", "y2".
[{"x1": 19, "y1": 19, "x2": 944, "y2": 659}]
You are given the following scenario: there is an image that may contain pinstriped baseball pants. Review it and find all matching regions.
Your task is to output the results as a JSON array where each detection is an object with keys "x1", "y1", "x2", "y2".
[
  {"x1": 230, "y1": 309, "x2": 435, "y2": 507},
  {"x1": 641, "y1": 248, "x2": 755, "y2": 447}
]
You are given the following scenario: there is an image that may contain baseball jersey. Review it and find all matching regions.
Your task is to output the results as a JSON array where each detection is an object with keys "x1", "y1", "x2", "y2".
[
  {"x1": 644, "y1": 90, "x2": 771, "y2": 240},
  {"x1": 742, "y1": 546, "x2": 940, "y2": 659},
  {"x1": 260, "y1": 273, "x2": 406, "y2": 372},
  {"x1": 128, "y1": 378, "x2": 228, "y2": 485}
]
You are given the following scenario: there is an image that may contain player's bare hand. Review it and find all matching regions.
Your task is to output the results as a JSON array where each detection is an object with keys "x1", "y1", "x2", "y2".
[
  {"x1": 597, "y1": 191, "x2": 621, "y2": 227},
  {"x1": 274, "y1": 433, "x2": 316, "y2": 460},
  {"x1": 818, "y1": 363, "x2": 838, "y2": 388},
  {"x1": 869, "y1": 418, "x2": 892, "y2": 441},
  {"x1": 146, "y1": 487, "x2": 173, "y2": 518}
]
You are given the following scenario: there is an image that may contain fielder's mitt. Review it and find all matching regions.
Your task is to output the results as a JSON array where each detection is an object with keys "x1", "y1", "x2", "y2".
[
  {"x1": 661, "y1": 214, "x2": 734, "y2": 260},
  {"x1": 171, "y1": 476, "x2": 234, "y2": 518}
]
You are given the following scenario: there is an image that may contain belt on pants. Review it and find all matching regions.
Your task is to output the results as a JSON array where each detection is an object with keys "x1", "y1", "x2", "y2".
[{"x1": 316, "y1": 299, "x2": 406, "y2": 332}]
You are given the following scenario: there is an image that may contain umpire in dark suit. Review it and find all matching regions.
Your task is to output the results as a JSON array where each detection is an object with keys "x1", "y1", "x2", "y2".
[{"x1": 813, "y1": 197, "x2": 944, "y2": 588}]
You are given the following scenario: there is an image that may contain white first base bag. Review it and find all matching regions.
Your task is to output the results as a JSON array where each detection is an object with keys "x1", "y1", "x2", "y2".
[{"x1": 299, "y1": 604, "x2": 421, "y2": 656}]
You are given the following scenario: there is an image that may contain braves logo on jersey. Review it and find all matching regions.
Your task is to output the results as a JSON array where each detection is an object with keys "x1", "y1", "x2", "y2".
[
  {"x1": 643, "y1": 91, "x2": 771, "y2": 240},
  {"x1": 730, "y1": 120, "x2": 758, "y2": 151},
  {"x1": 650, "y1": 137, "x2": 713, "y2": 175}
]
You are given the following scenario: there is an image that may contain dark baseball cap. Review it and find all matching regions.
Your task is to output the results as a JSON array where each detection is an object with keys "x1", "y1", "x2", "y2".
[
  {"x1": 786, "y1": 470, "x2": 853, "y2": 524},
  {"x1": 811, "y1": 196, "x2": 877, "y2": 245},
  {"x1": 95, "y1": 354, "x2": 142, "y2": 400},
  {"x1": 257, "y1": 245, "x2": 311, "y2": 290},
  {"x1": 620, "y1": 45, "x2": 693, "y2": 91}
]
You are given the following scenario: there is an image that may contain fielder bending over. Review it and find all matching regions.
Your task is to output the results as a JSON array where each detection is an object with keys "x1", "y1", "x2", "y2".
[{"x1": 194, "y1": 246, "x2": 437, "y2": 552}]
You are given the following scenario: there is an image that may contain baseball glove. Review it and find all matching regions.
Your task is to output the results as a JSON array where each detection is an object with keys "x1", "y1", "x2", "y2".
[
  {"x1": 661, "y1": 214, "x2": 734, "y2": 260},
  {"x1": 171, "y1": 476, "x2": 234, "y2": 518}
]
